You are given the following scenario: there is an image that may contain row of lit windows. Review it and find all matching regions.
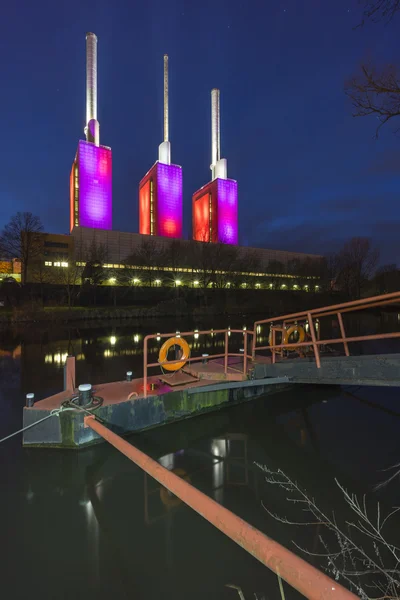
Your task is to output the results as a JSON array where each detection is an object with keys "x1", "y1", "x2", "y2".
[
  {"x1": 74, "y1": 165, "x2": 79, "y2": 227},
  {"x1": 107, "y1": 276, "x2": 319, "y2": 291},
  {"x1": 73, "y1": 261, "x2": 318, "y2": 280},
  {"x1": 44, "y1": 261, "x2": 69, "y2": 267},
  {"x1": 150, "y1": 179, "x2": 154, "y2": 236}
]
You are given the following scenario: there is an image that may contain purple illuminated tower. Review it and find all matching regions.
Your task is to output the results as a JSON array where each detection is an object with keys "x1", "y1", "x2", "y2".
[
  {"x1": 139, "y1": 55, "x2": 183, "y2": 238},
  {"x1": 70, "y1": 33, "x2": 112, "y2": 231},
  {"x1": 192, "y1": 89, "x2": 238, "y2": 244}
]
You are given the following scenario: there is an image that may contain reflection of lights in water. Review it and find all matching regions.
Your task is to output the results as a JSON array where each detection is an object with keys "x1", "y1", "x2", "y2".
[
  {"x1": 176, "y1": 331, "x2": 180, "y2": 338},
  {"x1": 110, "y1": 336, "x2": 117, "y2": 346},
  {"x1": 45, "y1": 352, "x2": 68, "y2": 365},
  {"x1": 133, "y1": 334, "x2": 140, "y2": 343},
  {"x1": 228, "y1": 326, "x2": 231, "y2": 337},
  {"x1": 194, "y1": 329, "x2": 199, "y2": 340},
  {"x1": 256, "y1": 325, "x2": 261, "y2": 334},
  {"x1": 158, "y1": 453, "x2": 174, "y2": 470},
  {"x1": 80, "y1": 495, "x2": 100, "y2": 585},
  {"x1": 305, "y1": 322, "x2": 309, "y2": 332},
  {"x1": 104, "y1": 349, "x2": 112, "y2": 358},
  {"x1": 212, "y1": 439, "x2": 226, "y2": 503},
  {"x1": 211, "y1": 439, "x2": 227, "y2": 458},
  {"x1": 156, "y1": 332, "x2": 161, "y2": 341}
]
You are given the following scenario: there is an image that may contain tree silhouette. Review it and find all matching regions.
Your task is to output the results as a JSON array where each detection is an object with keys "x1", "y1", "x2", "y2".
[{"x1": 0, "y1": 212, "x2": 43, "y2": 284}]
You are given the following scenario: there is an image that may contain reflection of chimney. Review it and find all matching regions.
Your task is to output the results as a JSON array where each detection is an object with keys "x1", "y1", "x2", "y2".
[
  {"x1": 85, "y1": 32, "x2": 100, "y2": 146},
  {"x1": 159, "y1": 54, "x2": 171, "y2": 164},
  {"x1": 210, "y1": 88, "x2": 227, "y2": 180}
]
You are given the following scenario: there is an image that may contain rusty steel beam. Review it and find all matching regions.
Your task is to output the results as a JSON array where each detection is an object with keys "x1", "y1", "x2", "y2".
[{"x1": 84, "y1": 415, "x2": 358, "y2": 600}]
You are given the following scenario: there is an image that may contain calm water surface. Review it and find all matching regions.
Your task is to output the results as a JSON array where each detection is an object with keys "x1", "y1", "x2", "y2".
[{"x1": 1, "y1": 316, "x2": 400, "y2": 599}]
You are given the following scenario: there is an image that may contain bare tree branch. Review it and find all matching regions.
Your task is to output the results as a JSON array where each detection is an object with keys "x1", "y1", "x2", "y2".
[
  {"x1": 257, "y1": 464, "x2": 400, "y2": 598},
  {"x1": 357, "y1": 0, "x2": 400, "y2": 26},
  {"x1": 346, "y1": 64, "x2": 400, "y2": 137}
]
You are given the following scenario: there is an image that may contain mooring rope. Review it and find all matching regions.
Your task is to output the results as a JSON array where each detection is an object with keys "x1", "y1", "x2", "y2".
[{"x1": 0, "y1": 403, "x2": 104, "y2": 446}]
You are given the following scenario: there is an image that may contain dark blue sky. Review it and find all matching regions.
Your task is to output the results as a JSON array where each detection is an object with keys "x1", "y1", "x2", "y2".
[{"x1": 1, "y1": 1, "x2": 399, "y2": 262}]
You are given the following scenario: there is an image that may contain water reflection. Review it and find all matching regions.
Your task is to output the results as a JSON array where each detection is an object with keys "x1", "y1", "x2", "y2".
[{"x1": 1, "y1": 316, "x2": 400, "y2": 598}]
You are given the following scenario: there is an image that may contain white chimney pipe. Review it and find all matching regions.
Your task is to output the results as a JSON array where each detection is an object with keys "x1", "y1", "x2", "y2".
[
  {"x1": 211, "y1": 88, "x2": 227, "y2": 180},
  {"x1": 164, "y1": 54, "x2": 169, "y2": 143},
  {"x1": 159, "y1": 53, "x2": 171, "y2": 164},
  {"x1": 85, "y1": 32, "x2": 100, "y2": 146},
  {"x1": 211, "y1": 88, "x2": 220, "y2": 167}
]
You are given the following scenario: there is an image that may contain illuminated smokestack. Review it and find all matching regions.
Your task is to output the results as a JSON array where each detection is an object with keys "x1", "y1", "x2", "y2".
[
  {"x1": 159, "y1": 54, "x2": 171, "y2": 164},
  {"x1": 85, "y1": 32, "x2": 100, "y2": 146},
  {"x1": 211, "y1": 88, "x2": 220, "y2": 167},
  {"x1": 164, "y1": 54, "x2": 169, "y2": 142},
  {"x1": 211, "y1": 88, "x2": 227, "y2": 180}
]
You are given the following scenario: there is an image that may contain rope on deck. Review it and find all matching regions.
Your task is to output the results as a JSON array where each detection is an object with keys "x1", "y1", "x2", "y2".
[{"x1": 0, "y1": 404, "x2": 104, "y2": 446}]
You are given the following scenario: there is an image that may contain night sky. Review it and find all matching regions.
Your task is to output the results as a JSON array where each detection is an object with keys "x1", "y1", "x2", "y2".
[{"x1": 1, "y1": 1, "x2": 399, "y2": 262}]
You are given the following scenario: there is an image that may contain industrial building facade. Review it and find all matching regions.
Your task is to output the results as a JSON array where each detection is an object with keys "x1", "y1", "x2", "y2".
[{"x1": 23, "y1": 227, "x2": 323, "y2": 291}]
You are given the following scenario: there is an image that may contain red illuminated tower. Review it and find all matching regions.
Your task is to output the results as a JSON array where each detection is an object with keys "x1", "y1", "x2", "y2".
[
  {"x1": 192, "y1": 89, "x2": 238, "y2": 244},
  {"x1": 139, "y1": 55, "x2": 183, "y2": 238}
]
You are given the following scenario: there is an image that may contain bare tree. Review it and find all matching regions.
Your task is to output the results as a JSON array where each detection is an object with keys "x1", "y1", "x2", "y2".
[
  {"x1": 347, "y1": 1, "x2": 400, "y2": 136},
  {"x1": 30, "y1": 260, "x2": 52, "y2": 305},
  {"x1": 81, "y1": 239, "x2": 109, "y2": 305},
  {"x1": 374, "y1": 263, "x2": 400, "y2": 293},
  {"x1": 258, "y1": 465, "x2": 400, "y2": 600},
  {"x1": 346, "y1": 65, "x2": 400, "y2": 137},
  {"x1": 53, "y1": 261, "x2": 83, "y2": 307},
  {"x1": 358, "y1": 0, "x2": 400, "y2": 25},
  {"x1": 336, "y1": 237, "x2": 379, "y2": 299},
  {"x1": 0, "y1": 212, "x2": 43, "y2": 284},
  {"x1": 123, "y1": 239, "x2": 167, "y2": 286},
  {"x1": 266, "y1": 260, "x2": 286, "y2": 290}
]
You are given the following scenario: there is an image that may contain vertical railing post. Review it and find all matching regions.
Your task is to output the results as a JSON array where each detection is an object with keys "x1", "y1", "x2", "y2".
[
  {"x1": 224, "y1": 330, "x2": 229, "y2": 374},
  {"x1": 272, "y1": 327, "x2": 276, "y2": 364},
  {"x1": 252, "y1": 324, "x2": 257, "y2": 360},
  {"x1": 64, "y1": 356, "x2": 76, "y2": 393},
  {"x1": 307, "y1": 312, "x2": 321, "y2": 369},
  {"x1": 337, "y1": 312, "x2": 350, "y2": 357},
  {"x1": 143, "y1": 337, "x2": 148, "y2": 398},
  {"x1": 243, "y1": 332, "x2": 248, "y2": 375}
]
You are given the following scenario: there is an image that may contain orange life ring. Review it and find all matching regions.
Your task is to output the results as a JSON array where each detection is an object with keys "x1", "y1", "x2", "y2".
[
  {"x1": 158, "y1": 336, "x2": 190, "y2": 371},
  {"x1": 160, "y1": 468, "x2": 190, "y2": 507},
  {"x1": 283, "y1": 325, "x2": 306, "y2": 349}
]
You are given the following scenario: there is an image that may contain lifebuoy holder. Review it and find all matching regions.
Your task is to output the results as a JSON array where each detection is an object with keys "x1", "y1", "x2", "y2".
[
  {"x1": 158, "y1": 336, "x2": 190, "y2": 371},
  {"x1": 268, "y1": 324, "x2": 306, "y2": 350}
]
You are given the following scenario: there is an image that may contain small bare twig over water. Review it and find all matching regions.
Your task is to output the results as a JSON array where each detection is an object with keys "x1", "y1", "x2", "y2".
[{"x1": 256, "y1": 464, "x2": 400, "y2": 600}]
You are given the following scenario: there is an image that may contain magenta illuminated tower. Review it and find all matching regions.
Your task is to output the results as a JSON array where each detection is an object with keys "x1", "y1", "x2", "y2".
[
  {"x1": 192, "y1": 89, "x2": 238, "y2": 244},
  {"x1": 70, "y1": 33, "x2": 112, "y2": 231},
  {"x1": 139, "y1": 55, "x2": 183, "y2": 238}
]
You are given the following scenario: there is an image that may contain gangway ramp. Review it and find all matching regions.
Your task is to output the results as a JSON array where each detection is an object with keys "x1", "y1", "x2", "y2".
[
  {"x1": 252, "y1": 291, "x2": 400, "y2": 388},
  {"x1": 253, "y1": 353, "x2": 400, "y2": 387}
]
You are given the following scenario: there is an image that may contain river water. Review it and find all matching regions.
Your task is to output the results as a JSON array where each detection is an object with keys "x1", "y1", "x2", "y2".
[{"x1": 1, "y1": 315, "x2": 400, "y2": 599}]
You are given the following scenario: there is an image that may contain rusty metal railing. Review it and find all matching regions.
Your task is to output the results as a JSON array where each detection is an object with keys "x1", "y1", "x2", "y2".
[
  {"x1": 84, "y1": 415, "x2": 358, "y2": 599},
  {"x1": 143, "y1": 329, "x2": 254, "y2": 397},
  {"x1": 252, "y1": 291, "x2": 400, "y2": 367}
]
